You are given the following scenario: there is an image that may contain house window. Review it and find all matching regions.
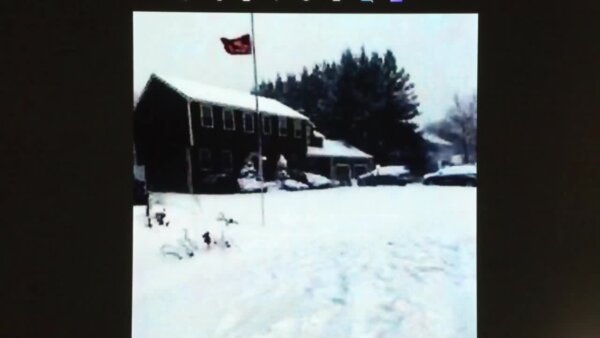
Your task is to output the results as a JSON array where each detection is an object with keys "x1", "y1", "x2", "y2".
[
  {"x1": 294, "y1": 120, "x2": 302, "y2": 138},
  {"x1": 243, "y1": 112, "x2": 255, "y2": 133},
  {"x1": 198, "y1": 148, "x2": 212, "y2": 170},
  {"x1": 200, "y1": 104, "x2": 214, "y2": 128},
  {"x1": 223, "y1": 109, "x2": 235, "y2": 130},
  {"x1": 222, "y1": 150, "x2": 233, "y2": 172},
  {"x1": 278, "y1": 117, "x2": 288, "y2": 136},
  {"x1": 262, "y1": 115, "x2": 271, "y2": 135}
]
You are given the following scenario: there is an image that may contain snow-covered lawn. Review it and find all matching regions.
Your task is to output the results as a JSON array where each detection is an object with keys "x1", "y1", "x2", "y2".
[{"x1": 133, "y1": 185, "x2": 476, "y2": 338}]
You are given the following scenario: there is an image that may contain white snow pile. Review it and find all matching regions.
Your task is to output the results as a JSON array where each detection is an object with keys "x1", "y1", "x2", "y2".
[
  {"x1": 305, "y1": 172, "x2": 334, "y2": 188},
  {"x1": 133, "y1": 186, "x2": 476, "y2": 338},
  {"x1": 238, "y1": 177, "x2": 264, "y2": 193},
  {"x1": 281, "y1": 179, "x2": 309, "y2": 191}
]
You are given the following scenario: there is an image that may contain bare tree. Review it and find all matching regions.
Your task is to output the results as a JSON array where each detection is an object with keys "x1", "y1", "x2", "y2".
[
  {"x1": 425, "y1": 93, "x2": 477, "y2": 163},
  {"x1": 449, "y1": 93, "x2": 477, "y2": 163}
]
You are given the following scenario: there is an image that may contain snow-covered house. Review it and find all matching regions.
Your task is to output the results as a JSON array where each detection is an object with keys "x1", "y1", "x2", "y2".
[
  {"x1": 306, "y1": 131, "x2": 373, "y2": 184},
  {"x1": 422, "y1": 132, "x2": 462, "y2": 169},
  {"x1": 134, "y1": 74, "x2": 313, "y2": 193}
]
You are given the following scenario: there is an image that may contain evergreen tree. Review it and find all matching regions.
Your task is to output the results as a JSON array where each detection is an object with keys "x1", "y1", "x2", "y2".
[
  {"x1": 284, "y1": 74, "x2": 300, "y2": 108},
  {"x1": 254, "y1": 48, "x2": 429, "y2": 174},
  {"x1": 273, "y1": 74, "x2": 285, "y2": 102}
]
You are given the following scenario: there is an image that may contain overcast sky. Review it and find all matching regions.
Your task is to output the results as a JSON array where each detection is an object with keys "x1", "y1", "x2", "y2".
[{"x1": 134, "y1": 12, "x2": 477, "y2": 125}]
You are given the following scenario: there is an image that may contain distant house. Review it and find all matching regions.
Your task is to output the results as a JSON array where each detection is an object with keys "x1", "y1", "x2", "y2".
[
  {"x1": 134, "y1": 74, "x2": 313, "y2": 193},
  {"x1": 422, "y1": 132, "x2": 462, "y2": 169},
  {"x1": 306, "y1": 131, "x2": 373, "y2": 184}
]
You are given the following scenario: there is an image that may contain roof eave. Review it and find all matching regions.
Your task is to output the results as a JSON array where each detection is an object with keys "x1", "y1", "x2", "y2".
[{"x1": 151, "y1": 73, "x2": 310, "y2": 120}]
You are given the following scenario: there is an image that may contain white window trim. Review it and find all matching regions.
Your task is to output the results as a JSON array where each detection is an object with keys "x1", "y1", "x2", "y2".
[
  {"x1": 222, "y1": 150, "x2": 233, "y2": 172},
  {"x1": 243, "y1": 112, "x2": 255, "y2": 133},
  {"x1": 198, "y1": 148, "x2": 211, "y2": 170},
  {"x1": 293, "y1": 120, "x2": 302, "y2": 138},
  {"x1": 262, "y1": 115, "x2": 271, "y2": 135},
  {"x1": 222, "y1": 108, "x2": 235, "y2": 131},
  {"x1": 278, "y1": 117, "x2": 288, "y2": 136},
  {"x1": 200, "y1": 104, "x2": 214, "y2": 128}
]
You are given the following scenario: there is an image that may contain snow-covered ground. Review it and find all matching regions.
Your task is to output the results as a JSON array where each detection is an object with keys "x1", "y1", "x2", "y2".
[{"x1": 133, "y1": 185, "x2": 476, "y2": 338}]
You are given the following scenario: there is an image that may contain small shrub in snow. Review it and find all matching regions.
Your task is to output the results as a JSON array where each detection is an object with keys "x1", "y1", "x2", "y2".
[
  {"x1": 158, "y1": 229, "x2": 201, "y2": 261},
  {"x1": 238, "y1": 161, "x2": 267, "y2": 193},
  {"x1": 160, "y1": 244, "x2": 192, "y2": 260},
  {"x1": 276, "y1": 169, "x2": 290, "y2": 181},
  {"x1": 202, "y1": 232, "x2": 212, "y2": 248},
  {"x1": 182, "y1": 228, "x2": 199, "y2": 251},
  {"x1": 147, "y1": 206, "x2": 170, "y2": 227},
  {"x1": 217, "y1": 212, "x2": 238, "y2": 226},
  {"x1": 240, "y1": 161, "x2": 258, "y2": 178}
]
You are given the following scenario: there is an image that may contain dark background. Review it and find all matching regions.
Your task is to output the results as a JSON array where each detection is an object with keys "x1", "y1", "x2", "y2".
[{"x1": 2, "y1": 1, "x2": 598, "y2": 337}]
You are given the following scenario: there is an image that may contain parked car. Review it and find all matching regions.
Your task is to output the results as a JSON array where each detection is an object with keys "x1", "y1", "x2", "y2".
[
  {"x1": 357, "y1": 166, "x2": 412, "y2": 187},
  {"x1": 422, "y1": 165, "x2": 477, "y2": 187}
]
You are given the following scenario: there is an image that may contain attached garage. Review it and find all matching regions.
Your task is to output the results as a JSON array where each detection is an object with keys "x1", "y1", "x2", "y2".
[{"x1": 306, "y1": 133, "x2": 373, "y2": 185}]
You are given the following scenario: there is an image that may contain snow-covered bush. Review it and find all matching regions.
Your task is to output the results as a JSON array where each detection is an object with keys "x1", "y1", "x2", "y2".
[
  {"x1": 240, "y1": 161, "x2": 258, "y2": 178},
  {"x1": 238, "y1": 161, "x2": 267, "y2": 193},
  {"x1": 305, "y1": 172, "x2": 335, "y2": 189},
  {"x1": 276, "y1": 154, "x2": 288, "y2": 170},
  {"x1": 276, "y1": 169, "x2": 290, "y2": 181},
  {"x1": 276, "y1": 155, "x2": 290, "y2": 181},
  {"x1": 159, "y1": 228, "x2": 201, "y2": 260},
  {"x1": 281, "y1": 179, "x2": 309, "y2": 191},
  {"x1": 238, "y1": 177, "x2": 266, "y2": 193}
]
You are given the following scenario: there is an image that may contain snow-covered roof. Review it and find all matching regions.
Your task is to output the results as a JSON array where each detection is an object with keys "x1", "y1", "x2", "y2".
[
  {"x1": 313, "y1": 130, "x2": 325, "y2": 139},
  {"x1": 423, "y1": 133, "x2": 452, "y2": 146},
  {"x1": 307, "y1": 139, "x2": 372, "y2": 159},
  {"x1": 375, "y1": 166, "x2": 409, "y2": 176},
  {"x1": 150, "y1": 74, "x2": 309, "y2": 120}
]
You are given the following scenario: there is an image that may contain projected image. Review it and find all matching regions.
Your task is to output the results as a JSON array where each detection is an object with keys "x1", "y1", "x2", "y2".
[{"x1": 133, "y1": 12, "x2": 477, "y2": 338}]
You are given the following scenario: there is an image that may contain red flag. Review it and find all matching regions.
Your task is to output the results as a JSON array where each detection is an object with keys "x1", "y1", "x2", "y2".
[{"x1": 220, "y1": 34, "x2": 252, "y2": 55}]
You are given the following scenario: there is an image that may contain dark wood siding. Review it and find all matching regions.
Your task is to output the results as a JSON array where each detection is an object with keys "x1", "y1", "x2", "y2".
[
  {"x1": 134, "y1": 75, "x2": 315, "y2": 193},
  {"x1": 190, "y1": 102, "x2": 309, "y2": 181},
  {"x1": 134, "y1": 77, "x2": 191, "y2": 192},
  {"x1": 134, "y1": 77, "x2": 190, "y2": 165}
]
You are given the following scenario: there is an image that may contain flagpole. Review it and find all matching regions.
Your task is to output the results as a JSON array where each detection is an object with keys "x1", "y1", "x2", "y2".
[{"x1": 250, "y1": 13, "x2": 265, "y2": 227}]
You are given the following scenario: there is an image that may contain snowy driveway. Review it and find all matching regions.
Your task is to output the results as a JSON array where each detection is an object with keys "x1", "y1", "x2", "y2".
[{"x1": 133, "y1": 186, "x2": 476, "y2": 338}]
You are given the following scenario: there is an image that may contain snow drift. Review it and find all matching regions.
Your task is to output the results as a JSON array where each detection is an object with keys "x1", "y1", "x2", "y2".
[{"x1": 133, "y1": 186, "x2": 476, "y2": 338}]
